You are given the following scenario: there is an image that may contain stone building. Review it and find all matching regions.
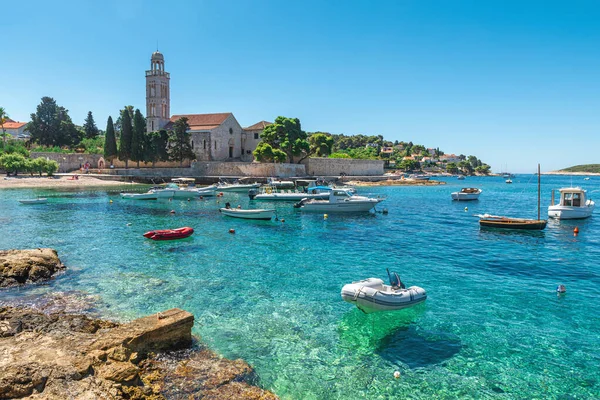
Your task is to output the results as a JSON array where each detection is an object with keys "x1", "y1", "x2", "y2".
[{"x1": 145, "y1": 51, "x2": 269, "y2": 161}]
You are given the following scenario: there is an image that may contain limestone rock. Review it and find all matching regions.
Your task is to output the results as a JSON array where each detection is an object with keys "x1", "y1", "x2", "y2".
[{"x1": 0, "y1": 248, "x2": 65, "y2": 288}]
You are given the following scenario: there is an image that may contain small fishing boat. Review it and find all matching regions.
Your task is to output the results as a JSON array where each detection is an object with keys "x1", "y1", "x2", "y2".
[
  {"x1": 219, "y1": 206, "x2": 275, "y2": 220},
  {"x1": 143, "y1": 227, "x2": 194, "y2": 240},
  {"x1": 548, "y1": 187, "x2": 595, "y2": 219},
  {"x1": 19, "y1": 198, "x2": 48, "y2": 204},
  {"x1": 505, "y1": 179, "x2": 513, "y2": 184},
  {"x1": 341, "y1": 270, "x2": 427, "y2": 314},
  {"x1": 451, "y1": 187, "x2": 482, "y2": 201},
  {"x1": 479, "y1": 164, "x2": 546, "y2": 230}
]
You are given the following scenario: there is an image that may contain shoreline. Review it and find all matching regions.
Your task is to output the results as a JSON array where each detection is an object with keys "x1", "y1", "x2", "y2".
[{"x1": 0, "y1": 175, "x2": 140, "y2": 189}]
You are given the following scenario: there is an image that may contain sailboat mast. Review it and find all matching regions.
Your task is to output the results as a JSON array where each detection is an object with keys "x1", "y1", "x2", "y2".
[{"x1": 537, "y1": 164, "x2": 541, "y2": 221}]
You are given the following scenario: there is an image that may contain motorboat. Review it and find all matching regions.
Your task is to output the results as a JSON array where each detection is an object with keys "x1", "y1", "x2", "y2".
[
  {"x1": 505, "y1": 179, "x2": 513, "y2": 184},
  {"x1": 19, "y1": 198, "x2": 47, "y2": 204},
  {"x1": 457, "y1": 175, "x2": 465, "y2": 180},
  {"x1": 216, "y1": 181, "x2": 261, "y2": 192},
  {"x1": 548, "y1": 187, "x2": 595, "y2": 220},
  {"x1": 249, "y1": 183, "x2": 333, "y2": 201},
  {"x1": 120, "y1": 190, "x2": 159, "y2": 200},
  {"x1": 341, "y1": 271, "x2": 427, "y2": 314},
  {"x1": 219, "y1": 207, "x2": 275, "y2": 220},
  {"x1": 408, "y1": 174, "x2": 430, "y2": 181},
  {"x1": 143, "y1": 227, "x2": 194, "y2": 240},
  {"x1": 267, "y1": 178, "x2": 295, "y2": 189},
  {"x1": 451, "y1": 187, "x2": 482, "y2": 201},
  {"x1": 294, "y1": 189, "x2": 383, "y2": 213}
]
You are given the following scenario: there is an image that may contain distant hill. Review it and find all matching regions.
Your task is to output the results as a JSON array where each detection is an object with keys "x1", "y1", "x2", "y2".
[{"x1": 559, "y1": 164, "x2": 600, "y2": 173}]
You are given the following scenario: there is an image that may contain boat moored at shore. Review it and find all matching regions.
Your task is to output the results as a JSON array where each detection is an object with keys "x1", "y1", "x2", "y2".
[{"x1": 294, "y1": 189, "x2": 383, "y2": 213}]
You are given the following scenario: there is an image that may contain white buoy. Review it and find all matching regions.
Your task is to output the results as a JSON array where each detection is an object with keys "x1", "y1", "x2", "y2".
[
  {"x1": 556, "y1": 284, "x2": 566, "y2": 293},
  {"x1": 394, "y1": 371, "x2": 401, "y2": 379},
  {"x1": 126, "y1": 223, "x2": 132, "y2": 226}
]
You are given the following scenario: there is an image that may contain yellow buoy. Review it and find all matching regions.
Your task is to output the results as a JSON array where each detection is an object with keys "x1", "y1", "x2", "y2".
[
  {"x1": 324, "y1": 214, "x2": 328, "y2": 220},
  {"x1": 109, "y1": 200, "x2": 113, "y2": 203},
  {"x1": 464, "y1": 207, "x2": 468, "y2": 212}
]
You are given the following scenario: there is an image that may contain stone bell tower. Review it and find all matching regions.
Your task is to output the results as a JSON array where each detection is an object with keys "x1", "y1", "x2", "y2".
[{"x1": 145, "y1": 51, "x2": 170, "y2": 132}]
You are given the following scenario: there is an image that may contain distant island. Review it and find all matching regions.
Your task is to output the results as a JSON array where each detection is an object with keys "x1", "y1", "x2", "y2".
[{"x1": 558, "y1": 164, "x2": 600, "y2": 174}]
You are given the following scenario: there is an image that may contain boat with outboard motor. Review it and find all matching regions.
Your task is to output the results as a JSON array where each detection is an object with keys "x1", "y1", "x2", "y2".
[
  {"x1": 120, "y1": 189, "x2": 160, "y2": 200},
  {"x1": 548, "y1": 187, "x2": 595, "y2": 219},
  {"x1": 341, "y1": 270, "x2": 427, "y2": 314},
  {"x1": 216, "y1": 180, "x2": 261, "y2": 192},
  {"x1": 249, "y1": 182, "x2": 334, "y2": 201},
  {"x1": 451, "y1": 187, "x2": 482, "y2": 201},
  {"x1": 294, "y1": 189, "x2": 383, "y2": 213},
  {"x1": 143, "y1": 227, "x2": 194, "y2": 240},
  {"x1": 219, "y1": 204, "x2": 275, "y2": 220},
  {"x1": 19, "y1": 197, "x2": 48, "y2": 204}
]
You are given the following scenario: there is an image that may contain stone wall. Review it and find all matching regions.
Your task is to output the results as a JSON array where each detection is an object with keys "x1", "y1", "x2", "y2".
[
  {"x1": 303, "y1": 158, "x2": 384, "y2": 176},
  {"x1": 31, "y1": 152, "x2": 103, "y2": 173},
  {"x1": 192, "y1": 161, "x2": 305, "y2": 177}
]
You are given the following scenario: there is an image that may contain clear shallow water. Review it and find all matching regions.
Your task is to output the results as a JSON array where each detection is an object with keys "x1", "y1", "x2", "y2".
[{"x1": 1, "y1": 175, "x2": 599, "y2": 399}]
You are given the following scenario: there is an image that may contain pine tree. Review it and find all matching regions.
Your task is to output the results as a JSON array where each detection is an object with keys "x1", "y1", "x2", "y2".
[
  {"x1": 131, "y1": 109, "x2": 146, "y2": 168},
  {"x1": 168, "y1": 117, "x2": 196, "y2": 167},
  {"x1": 104, "y1": 116, "x2": 117, "y2": 164},
  {"x1": 83, "y1": 111, "x2": 99, "y2": 139},
  {"x1": 118, "y1": 107, "x2": 133, "y2": 168}
]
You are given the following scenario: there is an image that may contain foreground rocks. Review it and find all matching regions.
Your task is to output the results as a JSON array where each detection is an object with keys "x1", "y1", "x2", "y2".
[
  {"x1": 0, "y1": 307, "x2": 277, "y2": 399},
  {"x1": 0, "y1": 249, "x2": 65, "y2": 288}
]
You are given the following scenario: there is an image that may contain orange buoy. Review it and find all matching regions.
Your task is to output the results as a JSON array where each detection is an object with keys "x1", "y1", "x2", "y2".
[
  {"x1": 219, "y1": 192, "x2": 224, "y2": 196},
  {"x1": 229, "y1": 228, "x2": 235, "y2": 234},
  {"x1": 574, "y1": 227, "x2": 579, "y2": 235}
]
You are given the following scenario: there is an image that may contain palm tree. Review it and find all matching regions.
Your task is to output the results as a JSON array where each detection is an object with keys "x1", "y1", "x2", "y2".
[{"x1": 0, "y1": 107, "x2": 8, "y2": 146}]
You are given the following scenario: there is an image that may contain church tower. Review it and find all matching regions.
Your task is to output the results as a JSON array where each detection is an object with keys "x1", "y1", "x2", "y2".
[{"x1": 145, "y1": 51, "x2": 170, "y2": 132}]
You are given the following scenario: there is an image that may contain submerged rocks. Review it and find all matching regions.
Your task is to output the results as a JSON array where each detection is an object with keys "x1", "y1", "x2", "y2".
[
  {"x1": 0, "y1": 248, "x2": 65, "y2": 288},
  {"x1": 0, "y1": 307, "x2": 277, "y2": 399}
]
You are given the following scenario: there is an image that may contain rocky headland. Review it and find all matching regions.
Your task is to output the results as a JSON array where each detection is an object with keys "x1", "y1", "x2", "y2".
[{"x1": 0, "y1": 249, "x2": 65, "y2": 288}]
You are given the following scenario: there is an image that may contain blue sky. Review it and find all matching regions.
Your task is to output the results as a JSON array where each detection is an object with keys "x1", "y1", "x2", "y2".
[{"x1": 2, "y1": 0, "x2": 599, "y2": 172}]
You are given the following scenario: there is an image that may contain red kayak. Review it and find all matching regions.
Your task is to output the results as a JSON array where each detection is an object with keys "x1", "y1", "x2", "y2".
[{"x1": 143, "y1": 227, "x2": 194, "y2": 240}]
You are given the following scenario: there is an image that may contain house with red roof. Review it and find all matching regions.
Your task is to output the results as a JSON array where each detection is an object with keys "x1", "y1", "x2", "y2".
[{"x1": 1, "y1": 118, "x2": 29, "y2": 140}]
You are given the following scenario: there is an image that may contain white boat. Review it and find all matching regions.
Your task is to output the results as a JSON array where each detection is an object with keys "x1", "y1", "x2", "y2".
[
  {"x1": 457, "y1": 175, "x2": 465, "y2": 180},
  {"x1": 548, "y1": 187, "x2": 595, "y2": 220},
  {"x1": 505, "y1": 179, "x2": 513, "y2": 184},
  {"x1": 216, "y1": 181, "x2": 261, "y2": 192},
  {"x1": 267, "y1": 178, "x2": 295, "y2": 189},
  {"x1": 120, "y1": 190, "x2": 159, "y2": 200},
  {"x1": 156, "y1": 183, "x2": 217, "y2": 198},
  {"x1": 451, "y1": 187, "x2": 482, "y2": 201},
  {"x1": 19, "y1": 198, "x2": 48, "y2": 204},
  {"x1": 249, "y1": 183, "x2": 333, "y2": 201},
  {"x1": 295, "y1": 189, "x2": 383, "y2": 213},
  {"x1": 219, "y1": 207, "x2": 275, "y2": 220},
  {"x1": 341, "y1": 275, "x2": 427, "y2": 314}
]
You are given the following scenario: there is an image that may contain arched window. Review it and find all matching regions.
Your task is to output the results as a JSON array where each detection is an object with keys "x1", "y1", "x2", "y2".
[{"x1": 229, "y1": 128, "x2": 233, "y2": 134}]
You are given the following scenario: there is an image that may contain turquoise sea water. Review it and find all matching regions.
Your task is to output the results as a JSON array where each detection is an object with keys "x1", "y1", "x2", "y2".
[{"x1": 1, "y1": 175, "x2": 600, "y2": 399}]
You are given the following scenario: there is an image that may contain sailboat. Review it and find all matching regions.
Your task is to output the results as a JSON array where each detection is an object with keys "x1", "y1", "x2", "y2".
[{"x1": 479, "y1": 164, "x2": 547, "y2": 230}]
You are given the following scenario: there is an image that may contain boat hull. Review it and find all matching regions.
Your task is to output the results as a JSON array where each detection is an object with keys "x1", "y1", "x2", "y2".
[
  {"x1": 548, "y1": 205, "x2": 594, "y2": 220},
  {"x1": 120, "y1": 192, "x2": 158, "y2": 200},
  {"x1": 19, "y1": 198, "x2": 48, "y2": 204},
  {"x1": 479, "y1": 218, "x2": 547, "y2": 230},
  {"x1": 143, "y1": 227, "x2": 194, "y2": 240},
  {"x1": 451, "y1": 190, "x2": 481, "y2": 201},
  {"x1": 341, "y1": 279, "x2": 427, "y2": 314},
  {"x1": 217, "y1": 184, "x2": 261, "y2": 192},
  {"x1": 219, "y1": 208, "x2": 275, "y2": 220},
  {"x1": 300, "y1": 200, "x2": 380, "y2": 213},
  {"x1": 254, "y1": 192, "x2": 330, "y2": 201}
]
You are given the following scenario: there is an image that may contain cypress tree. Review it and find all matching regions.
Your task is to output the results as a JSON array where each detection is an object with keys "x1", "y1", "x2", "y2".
[
  {"x1": 168, "y1": 117, "x2": 196, "y2": 167},
  {"x1": 131, "y1": 109, "x2": 146, "y2": 168},
  {"x1": 118, "y1": 107, "x2": 133, "y2": 168},
  {"x1": 104, "y1": 116, "x2": 117, "y2": 164}
]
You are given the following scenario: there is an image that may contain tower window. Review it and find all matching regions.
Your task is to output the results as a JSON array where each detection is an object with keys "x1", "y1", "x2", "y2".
[
  {"x1": 214, "y1": 141, "x2": 217, "y2": 150},
  {"x1": 203, "y1": 140, "x2": 206, "y2": 150},
  {"x1": 254, "y1": 133, "x2": 259, "y2": 140},
  {"x1": 229, "y1": 128, "x2": 233, "y2": 134},
  {"x1": 191, "y1": 141, "x2": 194, "y2": 149}
]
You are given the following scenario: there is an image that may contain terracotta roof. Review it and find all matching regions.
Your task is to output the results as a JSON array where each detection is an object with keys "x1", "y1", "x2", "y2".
[
  {"x1": 171, "y1": 113, "x2": 231, "y2": 127},
  {"x1": 2, "y1": 121, "x2": 27, "y2": 129},
  {"x1": 244, "y1": 120, "x2": 272, "y2": 130}
]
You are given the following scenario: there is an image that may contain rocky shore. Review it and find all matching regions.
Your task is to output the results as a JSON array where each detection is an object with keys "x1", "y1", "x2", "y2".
[
  {"x1": 0, "y1": 249, "x2": 277, "y2": 399},
  {"x1": 0, "y1": 306, "x2": 277, "y2": 399},
  {"x1": 0, "y1": 249, "x2": 65, "y2": 288}
]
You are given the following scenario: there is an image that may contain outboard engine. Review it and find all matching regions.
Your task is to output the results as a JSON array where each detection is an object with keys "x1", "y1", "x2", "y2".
[
  {"x1": 248, "y1": 188, "x2": 258, "y2": 200},
  {"x1": 293, "y1": 198, "x2": 308, "y2": 208}
]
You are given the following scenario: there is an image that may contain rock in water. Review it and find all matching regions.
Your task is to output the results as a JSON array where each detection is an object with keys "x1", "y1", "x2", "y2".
[{"x1": 0, "y1": 248, "x2": 65, "y2": 288}]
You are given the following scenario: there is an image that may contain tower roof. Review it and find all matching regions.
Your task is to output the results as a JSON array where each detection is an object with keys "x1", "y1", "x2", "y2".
[{"x1": 151, "y1": 51, "x2": 164, "y2": 61}]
